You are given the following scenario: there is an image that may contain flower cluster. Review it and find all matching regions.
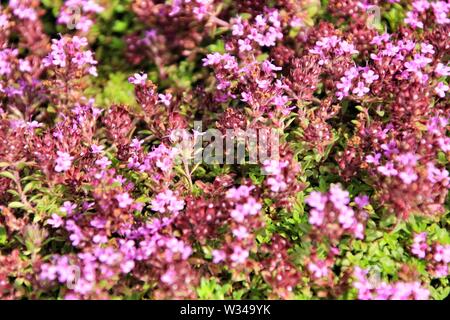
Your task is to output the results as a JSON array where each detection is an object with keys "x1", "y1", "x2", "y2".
[
  {"x1": 57, "y1": 0, "x2": 104, "y2": 33},
  {"x1": 305, "y1": 184, "x2": 368, "y2": 242},
  {"x1": 411, "y1": 233, "x2": 450, "y2": 277},
  {"x1": 43, "y1": 36, "x2": 97, "y2": 77},
  {"x1": 353, "y1": 267, "x2": 430, "y2": 300}
]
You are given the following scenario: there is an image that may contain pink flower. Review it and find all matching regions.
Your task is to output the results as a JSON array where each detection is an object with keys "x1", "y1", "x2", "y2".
[
  {"x1": 309, "y1": 209, "x2": 324, "y2": 226},
  {"x1": 55, "y1": 151, "x2": 74, "y2": 172},
  {"x1": 411, "y1": 233, "x2": 428, "y2": 259},
  {"x1": 212, "y1": 249, "x2": 226, "y2": 263},
  {"x1": 116, "y1": 193, "x2": 133, "y2": 208},
  {"x1": 377, "y1": 162, "x2": 398, "y2": 177},
  {"x1": 308, "y1": 261, "x2": 329, "y2": 278},
  {"x1": 362, "y1": 70, "x2": 379, "y2": 84},
  {"x1": 18, "y1": 59, "x2": 31, "y2": 72},
  {"x1": 230, "y1": 246, "x2": 249, "y2": 264},
  {"x1": 95, "y1": 156, "x2": 112, "y2": 169},
  {"x1": 238, "y1": 39, "x2": 252, "y2": 52},
  {"x1": 232, "y1": 226, "x2": 249, "y2": 240},
  {"x1": 226, "y1": 185, "x2": 254, "y2": 201},
  {"x1": 128, "y1": 73, "x2": 147, "y2": 85},
  {"x1": 352, "y1": 81, "x2": 370, "y2": 97},
  {"x1": 404, "y1": 11, "x2": 423, "y2": 29},
  {"x1": 160, "y1": 267, "x2": 177, "y2": 285},
  {"x1": 435, "y1": 63, "x2": 450, "y2": 76},
  {"x1": 267, "y1": 176, "x2": 287, "y2": 192},
  {"x1": 60, "y1": 201, "x2": 77, "y2": 215},
  {"x1": 158, "y1": 93, "x2": 172, "y2": 106},
  {"x1": 420, "y1": 43, "x2": 434, "y2": 55},
  {"x1": 329, "y1": 184, "x2": 350, "y2": 208},
  {"x1": 435, "y1": 82, "x2": 449, "y2": 98},
  {"x1": 399, "y1": 169, "x2": 418, "y2": 184},
  {"x1": 305, "y1": 191, "x2": 327, "y2": 211},
  {"x1": 151, "y1": 190, "x2": 185, "y2": 214},
  {"x1": 338, "y1": 207, "x2": 355, "y2": 229},
  {"x1": 91, "y1": 144, "x2": 104, "y2": 154}
]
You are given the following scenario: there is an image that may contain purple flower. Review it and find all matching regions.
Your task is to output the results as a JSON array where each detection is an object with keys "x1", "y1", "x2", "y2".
[
  {"x1": 308, "y1": 261, "x2": 329, "y2": 279},
  {"x1": 355, "y1": 195, "x2": 370, "y2": 209},
  {"x1": 47, "y1": 214, "x2": 64, "y2": 228},
  {"x1": 61, "y1": 201, "x2": 77, "y2": 215},
  {"x1": 411, "y1": 233, "x2": 428, "y2": 259},
  {"x1": 420, "y1": 43, "x2": 435, "y2": 55},
  {"x1": 151, "y1": 190, "x2": 185, "y2": 214},
  {"x1": 308, "y1": 209, "x2": 324, "y2": 226},
  {"x1": 338, "y1": 207, "x2": 355, "y2": 229},
  {"x1": 329, "y1": 184, "x2": 350, "y2": 208},
  {"x1": 158, "y1": 93, "x2": 172, "y2": 106}
]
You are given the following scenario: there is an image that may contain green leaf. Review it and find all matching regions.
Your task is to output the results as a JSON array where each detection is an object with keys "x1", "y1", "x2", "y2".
[
  {"x1": 8, "y1": 202, "x2": 25, "y2": 209},
  {"x1": 0, "y1": 171, "x2": 16, "y2": 181},
  {"x1": 0, "y1": 226, "x2": 7, "y2": 245}
]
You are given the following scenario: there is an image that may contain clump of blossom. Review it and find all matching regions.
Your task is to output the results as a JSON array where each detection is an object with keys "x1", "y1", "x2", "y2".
[
  {"x1": 191, "y1": 183, "x2": 265, "y2": 269},
  {"x1": 366, "y1": 147, "x2": 449, "y2": 219},
  {"x1": 335, "y1": 66, "x2": 379, "y2": 100},
  {"x1": 353, "y1": 267, "x2": 430, "y2": 300},
  {"x1": 128, "y1": 74, "x2": 187, "y2": 138},
  {"x1": 404, "y1": 0, "x2": 450, "y2": 29},
  {"x1": 43, "y1": 36, "x2": 97, "y2": 76},
  {"x1": 262, "y1": 145, "x2": 304, "y2": 208},
  {"x1": 305, "y1": 184, "x2": 368, "y2": 242},
  {"x1": 168, "y1": 0, "x2": 214, "y2": 21},
  {"x1": 57, "y1": 0, "x2": 104, "y2": 33},
  {"x1": 8, "y1": 0, "x2": 38, "y2": 21},
  {"x1": 410, "y1": 233, "x2": 450, "y2": 278},
  {"x1": 0, "y1": 250, "x2": 25, "y2": 299},
  {"x1": 230, "y1": 10, "x2": 283, "y2": 49},
  {"x1": 124, "y1": 141, "x2": 178, "y2": 190},
  {"x1": 102, "y1": 105, "x2": 134, "y2": 145},
  {"x1": 43, "y1": 36, "x2": 97, "y2": 110},
  {"x1": 151, "y1": 189, "x2": 185, "y2": 215},
  {"x1": 54, "y1": 151, "x2": 74, "y2": 173},
  {"x1": 259, "y1": 235, "x2": 301, "y2": 299}
]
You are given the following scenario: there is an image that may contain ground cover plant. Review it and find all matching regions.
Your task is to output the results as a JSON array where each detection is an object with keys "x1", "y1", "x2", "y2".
[{"x1": 0, "y1": 0, "x2": 449, "y2": 300}]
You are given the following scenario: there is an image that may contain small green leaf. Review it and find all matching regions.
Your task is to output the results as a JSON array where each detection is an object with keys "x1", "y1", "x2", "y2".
[
  {"x1": 0, "y1": 171, "x2": 16, "y2": 181},
  {"x1": 0, "y1": 226, "x2": 7, "y2": 245},
  {"x1": 8, "y1": 202, "x2": 25, "y2": 209}
]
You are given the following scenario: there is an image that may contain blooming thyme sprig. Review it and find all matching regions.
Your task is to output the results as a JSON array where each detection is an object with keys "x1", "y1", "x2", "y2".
[
  {"x1": 43, "y1": 36, "x2": 98, "y2": 111},
  {"x1": 305, "y1": 184, "x2": 369, "y2": 243}
]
